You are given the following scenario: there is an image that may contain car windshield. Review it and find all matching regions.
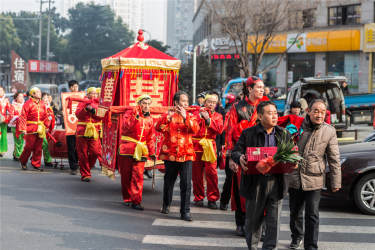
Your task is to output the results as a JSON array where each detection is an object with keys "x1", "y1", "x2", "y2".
[{"x1": 301, "y1": 82, "x2": 343, "y2": 113}]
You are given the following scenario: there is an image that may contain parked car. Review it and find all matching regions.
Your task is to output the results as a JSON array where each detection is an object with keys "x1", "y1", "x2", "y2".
[
  {"x1": 58, "y1": 83, "x2": 69, "y2": 94},
  {"x1": 31, "y1": 84, "x2": 60, "y2": 110},
  {"x1": 285, "y1": 76, "x2": 348, "y2": 129},
  {"x1": 364, "y1": 131, "x2": 375, "y2": 142},
  {"x1": 323, "y1": 139, "x2": 375, "y2": 215}
]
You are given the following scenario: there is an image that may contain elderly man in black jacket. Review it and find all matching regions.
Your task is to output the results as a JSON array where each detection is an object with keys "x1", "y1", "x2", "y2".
[{"x1": 232, "y1": 101, "x2": 291, "y2": 250}]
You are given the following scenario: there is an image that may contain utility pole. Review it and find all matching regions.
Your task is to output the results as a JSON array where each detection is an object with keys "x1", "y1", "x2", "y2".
[
  {"x1": 193, "y1": 46, "x2": 197, "y2": 102},
  {"x1": 38, "y1": 0, "x2": 43, "y2": 61},
  {"x1": 46, "y1": 0, "x2": 51, "y2": 61}
]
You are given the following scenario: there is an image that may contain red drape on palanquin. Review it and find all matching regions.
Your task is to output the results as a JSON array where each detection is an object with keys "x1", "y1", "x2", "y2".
[{"x1": 97, "y1": 30, "x2": 181, "y2": 179}]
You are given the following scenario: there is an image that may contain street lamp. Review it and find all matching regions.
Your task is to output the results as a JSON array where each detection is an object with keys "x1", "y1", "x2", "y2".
[{"x1": 184, "y1": 46, "x2": 197, "y2": 102}]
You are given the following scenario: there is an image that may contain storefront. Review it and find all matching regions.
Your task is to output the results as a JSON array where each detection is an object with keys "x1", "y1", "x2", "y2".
[
  {"x1": 248, "y1": 28, "x2": 363, "y2": 91},
  {"x1": 363, "y1": 23, "x2": 375, "y2": 93}
]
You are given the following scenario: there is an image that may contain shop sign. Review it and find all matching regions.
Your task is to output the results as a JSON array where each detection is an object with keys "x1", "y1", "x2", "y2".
[
  {"x1": 363, "y1": 23, "x2": 375, "y2": 52},
  {"x1": 248, "y1": 29, "x2": 360, "y2": 54},
  {"x1": 28, "y1": 60, "x2": 59, "y2": 73},
  {"x1": 287, "y1": 33, "x2": 306, "y2": 53},
  {"x1": 211, "y1": 54, "x2": 240, "y2": 60},
  {"x1": 211, "y1": 37, "x2": 241, "y2": 51},
  {"x1": 10, "y1": 50, "x2": 27, "y2": 90}
]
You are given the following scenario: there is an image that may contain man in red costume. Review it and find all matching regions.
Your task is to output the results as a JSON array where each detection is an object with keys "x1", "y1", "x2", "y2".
[
  {"x1": 118, "y1": 95, "x2": 155, "y2": 210},
  {"x1": 17, "y1": 87, "x2": 49, "y2": 171},
  {"x1": 156, "y1": 91, "x2": 200, "y2": 221},
  {"x1": 223, "y1": 76, "x2": 267, "y2": 236},
  {"x1": 75, "y1": 87, "x2": 103, "y2": 182},
  {"x1": 192, "y1": 92, "x2": 224, "y2": 209}
]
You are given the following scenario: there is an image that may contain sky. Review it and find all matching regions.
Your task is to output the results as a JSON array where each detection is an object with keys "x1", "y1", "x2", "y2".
[{"x1": 0, "y1": 0, "x2": 167, "y2": 43}]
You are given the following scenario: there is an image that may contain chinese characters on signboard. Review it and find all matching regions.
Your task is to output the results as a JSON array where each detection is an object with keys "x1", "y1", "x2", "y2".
[{"x1": 11, "y1": 51, "x2": 27, "y2": 91}]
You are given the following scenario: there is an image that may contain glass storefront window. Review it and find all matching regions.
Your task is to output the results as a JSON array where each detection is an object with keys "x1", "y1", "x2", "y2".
[
  {"x1": 327, "y1": 52, "x2": 359, "y2": 91},
  {"x1": 287, "y1": 53, "x2": 315, "y2": 84},
  {"x1": 258, "y1": 54, "x2": 277, "y2": 86}
]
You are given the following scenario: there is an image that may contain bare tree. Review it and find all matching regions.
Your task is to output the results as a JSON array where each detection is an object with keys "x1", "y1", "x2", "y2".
[{"x1": 206, "y1": 0, "x2": 314, "y2": 77}]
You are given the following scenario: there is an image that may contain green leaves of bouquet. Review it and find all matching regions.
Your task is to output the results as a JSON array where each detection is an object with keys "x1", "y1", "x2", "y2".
[{"x1": 274, "y1": 130, "x2": 304, "y2": 164}]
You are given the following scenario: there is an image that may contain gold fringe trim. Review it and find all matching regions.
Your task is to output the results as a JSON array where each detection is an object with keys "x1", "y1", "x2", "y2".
[{"x1": 101, "y1": 57, "x2": 181, "y2": 71}]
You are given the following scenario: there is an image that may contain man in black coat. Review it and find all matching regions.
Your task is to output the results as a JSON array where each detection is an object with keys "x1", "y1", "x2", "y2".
[{"x1": 231, "y1": 101, "x2": 291, "y2": 250}]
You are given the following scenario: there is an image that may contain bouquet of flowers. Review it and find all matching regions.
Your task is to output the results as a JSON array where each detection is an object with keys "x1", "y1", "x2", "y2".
[{"x1": 255, "y1": 130, "x2": 304, "y2": 174}]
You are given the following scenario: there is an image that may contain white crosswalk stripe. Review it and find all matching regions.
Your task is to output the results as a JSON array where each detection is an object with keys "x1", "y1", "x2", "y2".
[{"x1": 142, "y1": 171, "x2": 375, "y2": 249}]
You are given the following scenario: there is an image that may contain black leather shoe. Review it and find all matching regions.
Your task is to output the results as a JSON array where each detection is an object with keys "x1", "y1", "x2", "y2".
[
  {"x1": 194, "y1": 200, "x2": 204, "y2": 207},
  {"x1": 131, "y1": 203, "x2": 144, "y2": 211},
  {"x1": 180, "y1": 213, "x2": 193, "y2": 221},
  {"x1": 235, "y1": 225, "x2": 245, "y2": 237},
  {"x1": 207, "y1": 201, "x2": 218, "y2": 209},
  {"x1": 45, "y1": 162, "x2": 53, "y2": 168},
  {"x1": 160, "y1": 205, "x2": 170, "y2": 214},
  {"x1": 289, "y1": 238, "x2": 303, "y2": 249},
  {"x1": 20, "y1": 163, "x2": 27, "y2": 170},
  {"x1": 219, "y1": 202, "x2": 228, "y2": 210},
  {"x1": 144, "y1": 170, "x2": 152, "y2": 179},
  {"x1": 33, "y1": 166, "x2": 43, "y2": 172},
  {"x1": 13, "y1": 155, "x2": 19, "y2": 161},
  {"x1": 124, "y1": 202, "x2": 131, "y2": 207},
  {"x1": 81, "y1": 177, "x2": 91, "y2": 182}
]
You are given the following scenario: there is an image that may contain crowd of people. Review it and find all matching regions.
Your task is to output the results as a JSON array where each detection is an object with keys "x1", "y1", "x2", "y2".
[{"x1": 0, "y1": 76, "x2": 342, "y2": 250}]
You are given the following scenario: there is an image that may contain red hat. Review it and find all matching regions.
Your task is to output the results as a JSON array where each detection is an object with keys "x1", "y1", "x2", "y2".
[
  {"x1": 246, "y1": 76, "x2": 262, "y2": 87},
  {"x1": 226, "y1": 93, "x2": 236, "y2": 104}
]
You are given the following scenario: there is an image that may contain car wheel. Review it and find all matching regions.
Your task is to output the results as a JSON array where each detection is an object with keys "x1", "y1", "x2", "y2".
[{"x1": 353, "y1": 173, "x2": 375, "y2": 215}]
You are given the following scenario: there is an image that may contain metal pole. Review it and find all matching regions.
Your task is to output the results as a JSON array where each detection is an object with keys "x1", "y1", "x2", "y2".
[
  {"x1": 193, "y1": 46, "x2": 197, "y2": 102},
  {"x1": 38, "y1": 0, "x2": 43, "y2": 61},
  {"x1": 46, "y1": 0, "x2": 51, "y2": 61}
]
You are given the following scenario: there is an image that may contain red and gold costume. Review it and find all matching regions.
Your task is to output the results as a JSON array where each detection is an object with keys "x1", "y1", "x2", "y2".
[
  {"x1": 192, "y1": 109, "x2": 223, "y2": 203},
  {"x1": 17, "y1": 98, "x2": 48, "y2": 168},
  {"x1": 118, "y1": 106, "x2": 155, "y2": 205},
  {"x1": 157, "y1": 112, "x2": 200, "y2": 162},
  {"x1": 75, "y1": 97, "x2": 103, "y2": 180}
]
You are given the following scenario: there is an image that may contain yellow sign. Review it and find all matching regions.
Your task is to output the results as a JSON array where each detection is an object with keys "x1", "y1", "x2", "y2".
[
  {"x1": 363, "y1": 23, "x2": 375, "y2": 52},
  {"x1": 248, "y1": 29, "x2": 361, "y2": 53}
]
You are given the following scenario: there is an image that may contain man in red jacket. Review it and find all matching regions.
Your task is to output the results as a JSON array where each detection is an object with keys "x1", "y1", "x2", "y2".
[
  {"x1": 17, "y1": 87, "x2": 49, "y2": 171},
  {"x1": 192, "y1": 92, "x2": 224, "y2": 209},
  {"x1": 118, "y1": 95, "x2": 156, "y2": 210},
  {"x1": 156, "y1": 91, "x2": 200, "y2": 221},
  {"x1": 75, "y1": 87, "x2": 103, "y2": 182}
]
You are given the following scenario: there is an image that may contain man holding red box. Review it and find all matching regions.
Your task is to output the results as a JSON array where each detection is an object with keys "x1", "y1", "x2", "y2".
[{"x1": 232, "y1": 101, "x2": 292, "y2": 250}]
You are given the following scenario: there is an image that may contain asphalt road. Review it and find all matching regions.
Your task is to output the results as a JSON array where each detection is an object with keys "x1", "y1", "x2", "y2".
[{"x1": 1, "y1": 126, "x2": 375, "y2": 250}]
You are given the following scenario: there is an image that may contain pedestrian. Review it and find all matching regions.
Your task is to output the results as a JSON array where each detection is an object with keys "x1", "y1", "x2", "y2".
[
  {"x1": 17, "y1": 87, "x2": 49, "y2": 171},
  {"x1": 196, "y1": 93, "x2": 205, "y2": 107},
  {"x1": 66, "y1": 80, "x2": 80, "y2": 175},
  {"x1": 221, "y1": 76, "x2": 267, "y2": 236},
  {"x1": 156, "y1": 90, "x2": 200, "y2": 221},
  {"x1": 75, "y1": 87, "x2": 103, "y2": 182},
  {"x1": 288, "y1": 101, "x2": 302, "y2": 116},
  {"x1": 0, "y1": 86, "x2": 12, "y2": 157},
  {"x1": 192, "y1": 92, "x2": 223, "y2": 209},
  {"x1": 288, "y1": 99, "x2": 341, "y2": 250},
  {"x1": 118, "y1": 95, "x2": 156, "y2": 211},
  {"x1": 264, "y1": 86, "x2": 271, "y2": 99},
  {"x1": 9, "y1": 92, "x2": 25, "y2": 160},
  {"x1": 231, "y1": 101, "x2": 291, "y2": 250},
  {"x1": 41, "y1": 92, "x2": 55, "y2": 167}
]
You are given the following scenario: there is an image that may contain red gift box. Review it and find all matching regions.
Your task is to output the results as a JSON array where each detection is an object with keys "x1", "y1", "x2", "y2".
[{"x1": 245, "y1": 147, "x2": 297, "y2": 175}]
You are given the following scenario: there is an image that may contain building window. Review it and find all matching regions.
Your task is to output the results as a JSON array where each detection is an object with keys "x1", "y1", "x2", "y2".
[
  {"x1": 302, "y1": 8, "x2": 315, "y2": 28},
  {"x1": 328, "y1": 4, "x2": 361, "y2": 25},
  {"x1": 327, "y1": 52, "x2": 359, "y2": 91}
]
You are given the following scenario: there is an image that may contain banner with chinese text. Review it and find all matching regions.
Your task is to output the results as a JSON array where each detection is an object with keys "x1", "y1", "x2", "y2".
[
  {"x1": 61, "y1": 92, "x2": 86, "y2": 135},
  {"x1": 11, "y1": 51, "x2": 27, "y2": 91},
  {"x1": 101, "y1": 115, "x2": 120, "y2": 179}
]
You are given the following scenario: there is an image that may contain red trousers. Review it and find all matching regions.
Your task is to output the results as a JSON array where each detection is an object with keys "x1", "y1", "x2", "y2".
[
  {"x1": 76, "y1": 136, "x2": 102, "y2": 179},
  {"x1": 192, "y1": 160, "x2": 220, "y2": 202},
  {"x1": 118, "y1": 156, "x2": 145, "y2": 204},
  {"x1": 19, "y1": 134, "x2": 43, "y2": 168}
]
